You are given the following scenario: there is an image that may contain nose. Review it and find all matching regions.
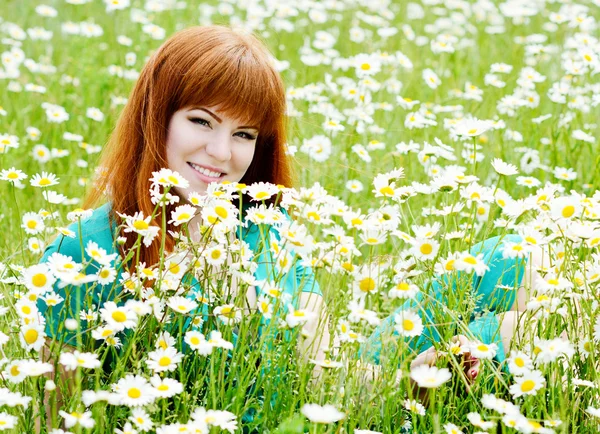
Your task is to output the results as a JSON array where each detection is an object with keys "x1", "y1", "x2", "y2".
[{"x1": 205, "y1": 133, "x2": 232, "y2": 162}]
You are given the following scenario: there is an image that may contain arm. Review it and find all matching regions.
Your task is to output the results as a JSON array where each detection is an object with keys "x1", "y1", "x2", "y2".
[
  {"x1": 297, "y1": 292, "x2": 331, "y2": 378},
  {"x1": 37, "y1": 339, "x2": 77, "y2": 432}
]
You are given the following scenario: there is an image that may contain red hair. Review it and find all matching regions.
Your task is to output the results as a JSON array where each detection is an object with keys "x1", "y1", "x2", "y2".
[{"x1": 85, "y1": 25, "x2": 292, "y2": 269}]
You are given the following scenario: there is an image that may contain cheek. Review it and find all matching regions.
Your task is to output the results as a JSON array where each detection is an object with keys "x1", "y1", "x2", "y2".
[
  {"x1": 166, "y1": 128, "x2": 194, "y2": 160},
  {"x1": 239, "y1": 145, "x2": 257, "y2": 171}
]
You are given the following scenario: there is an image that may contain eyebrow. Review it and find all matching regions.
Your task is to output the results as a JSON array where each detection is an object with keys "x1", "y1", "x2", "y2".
[{"x1": 191, "y1": 107, "x2": 259, "y2": 131}]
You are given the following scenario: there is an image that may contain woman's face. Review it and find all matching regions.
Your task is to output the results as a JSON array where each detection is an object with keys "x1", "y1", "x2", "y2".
[{"x1": 166, "y1": 106, "x2": 259, "y2": 199}]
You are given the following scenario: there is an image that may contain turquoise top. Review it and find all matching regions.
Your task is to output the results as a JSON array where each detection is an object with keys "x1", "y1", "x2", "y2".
[
  {"x1": 36, "y1": 202, "x2": 321, "y2": 347},
  {"x1": 359, "y1": 235, "x2": 526, "y2": 367}
]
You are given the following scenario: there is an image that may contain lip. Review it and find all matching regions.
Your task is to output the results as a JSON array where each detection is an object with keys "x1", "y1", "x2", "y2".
[{"x1": 187, "y1": 162, "x2": 227, "y2": 183}]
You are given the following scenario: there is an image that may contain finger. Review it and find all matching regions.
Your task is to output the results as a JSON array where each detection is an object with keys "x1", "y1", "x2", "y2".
[
  {"x1": 467, "y1": 359, "x2": 481, "y2": 380},
  {"x1": 424, "y1": 347, "x2": 438, "y2": 366}
]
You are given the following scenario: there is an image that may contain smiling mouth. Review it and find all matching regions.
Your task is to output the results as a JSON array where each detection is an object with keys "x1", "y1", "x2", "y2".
[{"x1": 187, "y1": 162, "x2": 226, "y2": 179}]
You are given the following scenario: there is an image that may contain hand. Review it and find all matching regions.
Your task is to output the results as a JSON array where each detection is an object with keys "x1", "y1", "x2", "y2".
[
  {"x1": 410, "y1": 335, "x2": 480, "y2": 382},
  {"x1": 450, "y1": 335, "x2": 481, "y2": 383}
]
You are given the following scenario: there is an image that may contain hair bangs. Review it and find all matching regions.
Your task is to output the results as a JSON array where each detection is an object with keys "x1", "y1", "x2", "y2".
[{"x1": 178, "y1": 44, "x2": 285, "y2": 136}]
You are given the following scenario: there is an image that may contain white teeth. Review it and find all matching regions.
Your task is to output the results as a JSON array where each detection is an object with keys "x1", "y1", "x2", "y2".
[{"x1": 189, "y1": 163, "x2": 222, "y2": 178}]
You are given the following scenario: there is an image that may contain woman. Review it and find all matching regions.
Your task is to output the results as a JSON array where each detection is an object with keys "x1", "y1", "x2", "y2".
[
  {"x1": 36, "y1": 25, "x2": 518, "y2": 430},
  {"x1": 36, "y1": 26, "x2": 330, "y2": 429}
]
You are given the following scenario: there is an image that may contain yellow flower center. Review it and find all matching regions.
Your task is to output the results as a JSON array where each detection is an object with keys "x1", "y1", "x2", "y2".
[
  {"x1": 397, "y1": 282, "x2": 410, "y2": 291},
  {"x1": 379, "y1": 186, "x2": 395, "y2": 196},
  {"x1": 464, "y1": 256, "x2": 477, "y2": 265},
  {"x1": 562, "y1": 205, "x2": 575, "y2": 218},
  {"x1": 521, "y1": 380, "x2": 535, "y2": 392},
  {"x1": 359, "y1": 277, "x2": 376, "y2": 293},
  {"x1": 133, "y1": 220, "x2": 149, "y2": 230},
  {"x1": 420, "y1": 244, "x2": 433, "y2": 255},
  {"x1": 215, "y1": 206, "x2": 228, "y2": 219},
  {"x1": 158, "y1": 356, "x2": 171, "y2": 367},
  {"x1": 112, "y1": 311, "x2": 127, "y2": 322},
  {"x1": 24, "y1": 329, "x2": 39, "y2": 344},
  {"x1": 127, "y1": 388, "x2": 141, "y2": 399},
  {"x1": 403, "y1": 319, "x2": 414, "y2": 331}
]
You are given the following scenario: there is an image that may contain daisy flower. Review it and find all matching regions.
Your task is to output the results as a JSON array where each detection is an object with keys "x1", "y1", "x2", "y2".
[
  {"x1": 394, "y1": 310, "x2": 423, "y2": 337},
  {"x1": 59, "y1": 351, "x2": 101, "y2": 371},
  {"x1": 410, "y1": 365, "x2": 452, "y2": 388},
  {"x1": 21, "y1": 212, "x2": 45, "y2": 235},
  {"x1": 467, "y1": 412, "x2": 496, "y2": 430},
  {"x1": 507, "y1": 351, "x2": 534, "y2": 376},
  {"x1": 22, "y1": 264, "x2": 55, "y2": 294},
  {"x1": 100, "y1": 302, "x2": 138, "y2": 332},
  {"x1": 27, "y1": 237, "x2": 44, "y2": 253},
  {"x1": 3, "y1": 360, "x2": 27, "y2": 384},
  {"x1": 96, "y1": 265, "x2": 117, "y2": 285},
  {"x1": 169, "y1": 204, "x2": 196, "y2": 227},
  {"x1": 422, "y1": 68, "x2": 441, "y2": 89},
  {"x1": 454, "y1": 253, "x2": 490, "y2": 276},
  {"x1": 403, "y1": 399, "x2": 426, "y2": 416},
  {"x1": 201, "y1": 200, "x2": 238, "y2": 227},
  {"x1": 516, "y1": 176, "x2": 541, "y2": 188},
  {"x1": 19, "y1": 323, "x2": 46, "y2": 351},
  {"x1": 167, "y1": 296, "x2": 198, "y2": 314},
  {"x1": 114, "y1": 375, "x2": 156, "y2": 407},
  {"x1": 443, "y1": 423, "x2": 464, "y2": 434},
  {"x1": 346, "y1": 179, "x2": 364, "y2": 193},
  {"x1": 0, "y1": 413, "x2": 17, "y2": 430},
  {"x1": 586, "y1": 407, "x2": 600, "y2": 418},
  {"x1": 491, "y1": 158, "x2": 519, "y2": 176},
  {"x1": 150, "y1": 168, "x2": 189, "y2": 189},
  {"x1": 202, "y1": 244, "x2": 228, "y2": 267},
  {"x1": 129, "y1": 408, "x2": 153, "y2": 431},
  {"x1": 410, "y1": 237, "x2": 440, "y2": 261},
  {"x1": 118, "y1": 211, "x2": 160, "y2": 247},
  {"x1": 301, "y1": 403, "x2": 345, "y2": 424},
  {"x1": 451, "y1": 118, "x2": 493, "y2": 137},
  {"x1": 85, "y1": 240, "x2": 117, "y2": 266},
  {"x1": 245, "y1": 182, "x2": 280, "y2": 201},
  {"x1": 150, "y1": 375, "x2": 183, "y2": 398},
  {"x1": 549, "y1": 196, "x2": 581, "y2": 220},
  {"x1": 509, "y1": 370, "x2": 546, "y2": 398},
  {"x1": 0, "y1": 167, "x2": 27, "y2": 182},
  {"x1": 145, "y1": 347, "x2": 183, "y2": 373},
  {"x1": 256, "y1": 295, "x2": 273, "y2": 319},
  {"x1": 58, "y1": 410, "x2": 95, "y2": 429},
  {"x1": 214, "y1": 304, "x2": 242, "y2": 325},
  {"x1": 467, "y1": 342, "x2": 498, "y2": 360}
]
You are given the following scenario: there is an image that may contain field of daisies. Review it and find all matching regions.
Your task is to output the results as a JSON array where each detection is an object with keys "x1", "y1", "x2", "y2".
[{"x1": 2, "y1": 0, "x2": 600, "y2": 433}]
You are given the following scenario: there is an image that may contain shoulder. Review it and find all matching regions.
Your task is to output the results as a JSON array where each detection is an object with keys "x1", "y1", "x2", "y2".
[{"x1": 41, "y1": 203, "x2": 116, "y2": 262}]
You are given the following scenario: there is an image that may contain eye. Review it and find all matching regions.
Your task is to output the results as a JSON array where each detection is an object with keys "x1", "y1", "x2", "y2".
[
  {"x1": 235, "y1": 131, "x2": 257, "y2": 141},
  {"x1": 190, "y1": 117, "x2": 210, "y2": 127}
]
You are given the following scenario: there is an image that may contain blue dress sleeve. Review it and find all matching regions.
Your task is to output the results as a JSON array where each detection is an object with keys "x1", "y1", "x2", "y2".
[{"x1": 36, "y1": 205, "x2": 120, "y2": 347}]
